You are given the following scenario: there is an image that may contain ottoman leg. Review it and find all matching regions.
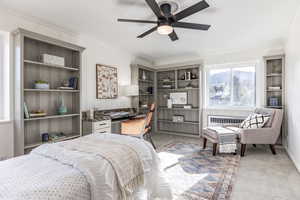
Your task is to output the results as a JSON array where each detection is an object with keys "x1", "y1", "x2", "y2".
[
  {"x1": 213, "y1": 143, "x2": 217, "y2": 156},
  {"x1": 203, "y1": 138, "x2": 207, "y2": 149},
  {"x1": 241, "y1": 144, "x2": 246, "y2": 157}
]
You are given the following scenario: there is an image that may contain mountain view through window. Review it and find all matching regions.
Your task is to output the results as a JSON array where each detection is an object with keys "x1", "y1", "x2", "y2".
[{"x1": 207, "y1": 65, "x2": 256, "y2": 107}]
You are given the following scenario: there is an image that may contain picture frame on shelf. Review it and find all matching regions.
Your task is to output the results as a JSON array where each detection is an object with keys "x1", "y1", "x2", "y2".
[{"x1": 170, "y1": 92, "x2": 188, "y2": 105}]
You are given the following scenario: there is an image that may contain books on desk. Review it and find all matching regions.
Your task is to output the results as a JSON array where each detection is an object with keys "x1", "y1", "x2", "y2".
[
  {"x1": 131, "y1": 114, "x2": 147, "y2": 119},
  {"x1": 106, "y1": 111, "x2": 131, "y2": 120}
]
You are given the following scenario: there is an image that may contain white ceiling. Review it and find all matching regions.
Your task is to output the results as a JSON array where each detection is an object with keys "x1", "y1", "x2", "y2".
[{"x1": 1, "y1": 0, "x2": 299, "y2": 63}]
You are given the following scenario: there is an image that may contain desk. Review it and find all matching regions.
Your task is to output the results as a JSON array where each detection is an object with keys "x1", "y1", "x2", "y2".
[{"x1": 82, "y1": 108, "x2": 146, "y2": 135}]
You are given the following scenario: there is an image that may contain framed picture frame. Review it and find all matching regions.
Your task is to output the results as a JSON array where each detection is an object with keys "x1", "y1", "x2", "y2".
[{"x1": 96, "y1": 64, "x2": 118, "y2": 99}]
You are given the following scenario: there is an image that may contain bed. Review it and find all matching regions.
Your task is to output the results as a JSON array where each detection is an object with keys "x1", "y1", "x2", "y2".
[{"x1": 0, "y1": 133, "x2": 171, "y2": 200}]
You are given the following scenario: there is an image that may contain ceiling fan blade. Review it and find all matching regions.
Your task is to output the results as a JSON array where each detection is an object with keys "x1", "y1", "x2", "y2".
[
  {"x1": 175, "y1": 0, "x2": 209, "y2": 21},
  {"x1": 173, "y1": 22, "x2": 211, "y2": 30},
  {"x1": 169, "y1": 31, "x2": 179, "y2": 41},
  {"x1": 145, "y1": 0, "x2": 164, "y2": 18},
  {"x1": 118, "y1": 19, "x2": 157, "y2": 24},
  {"x1": 137, "y1": 26, "x2": 158, "y2": 38}
]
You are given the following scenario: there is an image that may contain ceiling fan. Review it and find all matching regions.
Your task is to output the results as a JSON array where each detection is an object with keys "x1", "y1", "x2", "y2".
[{"x1": 117, "y1": 0, "x2": 211, "y2": 41}]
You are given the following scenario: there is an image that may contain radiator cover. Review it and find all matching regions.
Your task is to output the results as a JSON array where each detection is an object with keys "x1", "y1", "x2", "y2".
[{"x1": 208, "y1": 115, "x2": 245, "y2": 127}]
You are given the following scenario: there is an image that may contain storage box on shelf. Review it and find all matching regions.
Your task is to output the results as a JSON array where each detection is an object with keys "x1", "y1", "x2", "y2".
[{"x1": 14, "y1": 28, "x2": 85, "y2": 155}]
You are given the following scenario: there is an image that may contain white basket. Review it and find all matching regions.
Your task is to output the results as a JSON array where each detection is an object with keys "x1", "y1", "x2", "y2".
[{"x1": 35, "y1": 83, "x2": 50, "y2": 89}]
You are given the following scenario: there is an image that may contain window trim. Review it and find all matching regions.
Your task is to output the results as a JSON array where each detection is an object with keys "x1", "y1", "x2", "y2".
[{"x1": 204, "y1": 61, "x2": 258, "y2": 110}]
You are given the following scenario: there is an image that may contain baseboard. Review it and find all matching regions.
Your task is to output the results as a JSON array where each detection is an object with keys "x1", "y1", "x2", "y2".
[{"x1": 286, "y1": 148, "x2": 300, "y2": 173}]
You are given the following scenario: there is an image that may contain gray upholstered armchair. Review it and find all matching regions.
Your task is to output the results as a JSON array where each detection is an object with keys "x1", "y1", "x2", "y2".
[{"x1": 239, "y1": 108, "x2": 284, "y2": 157}]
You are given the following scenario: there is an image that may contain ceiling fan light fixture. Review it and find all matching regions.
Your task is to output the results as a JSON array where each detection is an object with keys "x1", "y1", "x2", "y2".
[{"x1": 157, "y1": 25, "x2": 173, "y2": 35}]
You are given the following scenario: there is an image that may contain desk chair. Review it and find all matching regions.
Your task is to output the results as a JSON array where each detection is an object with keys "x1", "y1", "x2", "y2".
[{"x1": 121, "y1": 104, "x2": 156, "y2": 149}]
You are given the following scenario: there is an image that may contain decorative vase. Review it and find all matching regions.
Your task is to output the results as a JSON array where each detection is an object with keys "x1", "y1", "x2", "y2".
[
  {"x1": 142, "y1": 71, "x2": 147, "y2": 80},
  {"x1": 181, "y1": 74, "x2": 186, "y2": 80},
  {"x1": 58, "y1": 96, "x2": 67, "y2": 115},
  {"x1": 191, "y1": 73, "x2": 197, "y2": 79}
]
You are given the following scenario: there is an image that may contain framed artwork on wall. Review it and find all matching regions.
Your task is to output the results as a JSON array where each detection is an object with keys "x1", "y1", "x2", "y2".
[{"x1": 96, "y1": 64, "x2": 118, "y2": 99}]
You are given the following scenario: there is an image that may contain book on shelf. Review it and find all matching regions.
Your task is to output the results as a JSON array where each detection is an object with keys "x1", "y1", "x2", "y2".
[
  {"x1": 24, "y1": 102, "x2": 30, "y2": 119},
  {"x1": 69, "y1": 77, "x2": 78, "y2": 89},
  {"x1": 29, "y1": 113, "x2": 47, "y2": 118},
  {"x1": 58, "y1": 87, "x2": 75, "y2": 90}
]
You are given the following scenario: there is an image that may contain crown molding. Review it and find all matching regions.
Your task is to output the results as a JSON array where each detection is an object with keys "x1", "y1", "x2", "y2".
[{"x1": 0, "y1": 6, "x2": 78, "y2": 38}]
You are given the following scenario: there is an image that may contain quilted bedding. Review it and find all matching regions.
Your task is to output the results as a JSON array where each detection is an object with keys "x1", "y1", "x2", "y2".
[{"x1": 0, "y1": 133, "x2": 170, "y2": 200}]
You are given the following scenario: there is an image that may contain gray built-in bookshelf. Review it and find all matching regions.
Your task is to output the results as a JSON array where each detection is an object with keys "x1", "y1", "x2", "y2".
[
  {"x1": 264, "y1": 55, "x2": 285, "y2": 109},
  {"x1": 14, "y1": 29, "x2": 85, "y2": 155},
  {"x1": 131, "y1": 64, "x2": 201, "y2": 137},
  {"x1": 264, "y1": 55, "x2": 285, "y2": 144},
  {"x1": 156, "y1": 65, "x2": 201, "y2": 137}
]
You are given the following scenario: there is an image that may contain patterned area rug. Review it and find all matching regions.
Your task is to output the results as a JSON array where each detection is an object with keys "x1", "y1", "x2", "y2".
[{"x1": 158, "y1": 142, "x2": 240, "y2": 200}]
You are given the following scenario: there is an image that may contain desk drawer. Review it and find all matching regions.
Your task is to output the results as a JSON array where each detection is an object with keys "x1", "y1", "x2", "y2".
[
  {"x1": 93, "y1": 120, "x2": 111, "y2": 130},
  {"x1": 95, "y1": 127, "x2": 111, "y2": 134}
]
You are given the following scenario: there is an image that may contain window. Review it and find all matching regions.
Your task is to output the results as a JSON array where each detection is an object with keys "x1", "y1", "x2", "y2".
[
  {"x1": 206, "y1": 63, "x2": 256, "y2": 108},
  {"x1": 0, "y1": 31, "x2": 9, "y2": 121}
]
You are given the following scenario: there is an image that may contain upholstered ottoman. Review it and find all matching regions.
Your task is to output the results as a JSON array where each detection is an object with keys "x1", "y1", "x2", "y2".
[{"x1": 202, "y1": 127, "x2": 240, "y2": 156}]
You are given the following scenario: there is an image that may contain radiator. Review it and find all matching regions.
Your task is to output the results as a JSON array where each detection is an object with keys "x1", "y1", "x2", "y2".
[{"x1": 208, "y1": 115, "x2": 245, "y2": 127}]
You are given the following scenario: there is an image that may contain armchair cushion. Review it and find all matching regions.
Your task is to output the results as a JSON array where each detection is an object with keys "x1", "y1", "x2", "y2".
[
  {"x1": 254, "y1": 108, "x2": 275, "y2": 128},
  {"x1": 240, "y1": 113, "x2": 270, "y2": 129}
]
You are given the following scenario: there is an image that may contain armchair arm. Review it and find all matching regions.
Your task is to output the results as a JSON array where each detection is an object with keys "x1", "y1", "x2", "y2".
[{"x1": 239, "y1": 128, "x2": 277, "y2": 144}]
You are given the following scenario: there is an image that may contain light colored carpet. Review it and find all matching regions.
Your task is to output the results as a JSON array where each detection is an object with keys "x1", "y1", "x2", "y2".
[{"x1": 153, "y1": 134, "x2": 300, "y2": 200}]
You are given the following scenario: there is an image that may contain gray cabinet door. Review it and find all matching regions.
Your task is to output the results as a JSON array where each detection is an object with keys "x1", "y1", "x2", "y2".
[{"x1": 111, "y1": 121, "x2": 121, "y2": 134}]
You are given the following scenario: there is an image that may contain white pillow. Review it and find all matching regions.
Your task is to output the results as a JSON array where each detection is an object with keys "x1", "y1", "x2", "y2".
[{"x1": 240, "y1": 113, "x2": 270, "y2": 129}]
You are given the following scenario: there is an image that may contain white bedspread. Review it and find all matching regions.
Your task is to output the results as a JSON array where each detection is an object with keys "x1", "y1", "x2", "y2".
[{"x1": 0, "y1": 133, "x2": 170, "y2": 200}]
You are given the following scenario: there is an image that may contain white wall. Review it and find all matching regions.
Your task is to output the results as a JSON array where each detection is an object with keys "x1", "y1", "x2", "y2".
[
  {"x1": 0, "y1": 121, "x2": 14, "y2": 159},
  {"x1": 0, "y1": 34, "x2": 4, "y2": 120},
  {"x1": 285, "y1": 7, "x2": 300, "y2": 172},
  {"x1": 79, "y1": 34, "x2": 133, "y2": 110}
]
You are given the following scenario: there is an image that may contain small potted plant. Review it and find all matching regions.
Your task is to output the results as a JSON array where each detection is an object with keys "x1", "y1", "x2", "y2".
[{"x1": 34, "y1": 80, "x2": 50, "y2": 89}]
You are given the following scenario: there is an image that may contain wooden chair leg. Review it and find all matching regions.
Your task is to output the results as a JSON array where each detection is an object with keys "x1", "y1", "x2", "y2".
[
  {"x1": 203, "y1": 138, "x2": 207, "y2": 149},
  {"x1": 213, "y1": 143, "x2": 217, "y2": 156},
  {"x1": 143, "y1": 132, "x2": 156, "y2": 149},
  {"x1": 241, "y1": 144, "x2": 246, "y2": 157},
  {"x1": 269, "y1": 144, "x2": 276, "y2": 155}
]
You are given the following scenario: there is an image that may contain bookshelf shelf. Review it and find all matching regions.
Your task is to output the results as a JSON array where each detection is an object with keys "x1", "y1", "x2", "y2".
[
  {"x1": 159, "y1": 107, "x2": 199, "y2": 111},
  {"x1": 158, "y1": 119, "x2": 199, "y2": 125},
  {"x1": 24, "y1": 60, "x2": 80, "y2": 71},
  {"x1": 138, "y1": 79, "x2": 154, "y2": 83},
  {"x1": 266, "y1": 73, "x2": 282, "y2": 77},
  {"x1": 24, "y1": 114, "x2": 80, "y2": 121},
  {"x1": 24, "y1": 89, "x2": 80, "y2": 93}
]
